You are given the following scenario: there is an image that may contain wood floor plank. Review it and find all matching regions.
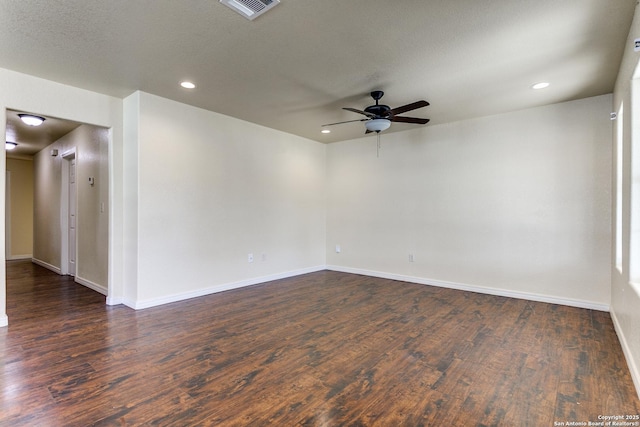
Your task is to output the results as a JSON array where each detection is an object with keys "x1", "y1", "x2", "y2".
[{"x1": 2, "y1": 260, "x2": 639, "y2": 426}]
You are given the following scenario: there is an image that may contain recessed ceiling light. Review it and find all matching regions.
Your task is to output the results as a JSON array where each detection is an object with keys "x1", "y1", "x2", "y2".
[
  {"x1": 18, "y1": 114, "x2": 45, "y2": 126},
  {"x1": 5, "y1": 142, "x2": 17, "y2": 150},
  {"x1": 180, "y1": 81, "x2": 196, "y2": 89},
  {"x1": 321, "y1": 129, "x2": 331, "y2": 134},
  {"x1": 531, "y1": 82, "x2": 550, "y2": 90}
]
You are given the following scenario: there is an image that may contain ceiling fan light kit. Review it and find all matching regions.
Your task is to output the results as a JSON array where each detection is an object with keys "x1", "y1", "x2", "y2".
[{"x1": 365, "y1": 118, "x2": 391, "y2": 133}]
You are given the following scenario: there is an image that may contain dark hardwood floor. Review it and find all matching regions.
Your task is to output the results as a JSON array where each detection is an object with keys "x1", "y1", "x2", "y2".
[{"x1": 1, "y1": 260, "x2": 639, "y2": 426}]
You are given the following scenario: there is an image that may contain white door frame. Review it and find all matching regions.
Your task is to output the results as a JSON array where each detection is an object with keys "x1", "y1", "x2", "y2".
[{"x1": 61, "y1": 148, "x2": 76, "y2": 276}]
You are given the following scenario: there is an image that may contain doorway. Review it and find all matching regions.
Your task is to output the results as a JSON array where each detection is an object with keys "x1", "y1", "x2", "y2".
[
  {"x1": 1, "y1": 95, "x2": 115, "y2": 329},
  {"x1": 4, "y1": 110, "x2": 110, "y2": 295}
]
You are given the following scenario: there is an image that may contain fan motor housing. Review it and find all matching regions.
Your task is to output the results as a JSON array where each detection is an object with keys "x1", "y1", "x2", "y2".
[{"x1": 365, "y1": 104, "x2": 391, "y2": 117}]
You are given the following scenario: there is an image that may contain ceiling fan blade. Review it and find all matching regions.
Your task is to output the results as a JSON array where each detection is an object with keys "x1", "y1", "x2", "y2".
[
  {"x1": 389, "y1": 100, "x2": 429, "y2": 116},
  {"x1": 390, "y1": 116, "x2": 430, "y2": 124},
  {"x1": 343, "y1": 107, "x2": 376, "y2": 118},
  {"x1": 321, "y1": 118, "x2": 369, "y2": 127}
]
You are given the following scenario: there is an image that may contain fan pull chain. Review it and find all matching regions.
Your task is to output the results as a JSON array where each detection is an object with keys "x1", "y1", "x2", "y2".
[{"x1": 377, "y1": 132, "x2": 381, "y2": 158}]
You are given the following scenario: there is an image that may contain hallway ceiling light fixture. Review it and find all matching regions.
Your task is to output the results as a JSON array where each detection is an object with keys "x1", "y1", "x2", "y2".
[
  {"x1": 18, "y1": 114, "x2": 46, "y2": 126},
  {"x1": 5, "y1": 141, "x2": 17, "y2": 150},
  {"x1": 180, "y1": 81, "x2": 196, "y2": 89}
]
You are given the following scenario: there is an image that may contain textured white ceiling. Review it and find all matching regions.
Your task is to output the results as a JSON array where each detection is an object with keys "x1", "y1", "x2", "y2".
[{"x1": 0, "y1": 0, "x2": 636, "y2": 144}]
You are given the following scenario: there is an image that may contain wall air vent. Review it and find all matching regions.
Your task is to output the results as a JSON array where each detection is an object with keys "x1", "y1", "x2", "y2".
[{"x1": 220, "y1": 0, "x2": 280, "y2": 21}]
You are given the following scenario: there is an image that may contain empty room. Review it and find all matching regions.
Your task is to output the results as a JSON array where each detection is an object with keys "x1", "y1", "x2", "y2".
[{"x1": 1, "y1": 1, "x2": 640, "y2": 425}]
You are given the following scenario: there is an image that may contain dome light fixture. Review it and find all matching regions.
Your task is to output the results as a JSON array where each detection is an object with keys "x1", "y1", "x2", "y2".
[
  {"x1": 321, "y1": 129, "x2": 331, "y2": 134},
  {"x1": 365, "y1": 118, "x2": 391, "y2": 133},
  {"x1": 180, "y1": 81, "x2": 196, "y2": 89},
  {"x1": 18, "y1": 114, "x2": 45, "y2": 126},
  {"x1": 5, "y1": 142, "x2": 17, "y2": 150}
]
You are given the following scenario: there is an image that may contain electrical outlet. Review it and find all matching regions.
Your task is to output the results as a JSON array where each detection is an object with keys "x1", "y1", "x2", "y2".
[
  {"x1": 336, "y1": 245, "x2": 341, "y2": 253},
  {"x1": 248, "y1": 253, "x2": 254, "y2": 263},
  {"x1": 409, "y1": 253, "x2": 415, "y2": 262},
  {"x1": 261, "y1": 253, "x2": 266, "y2": 262}
]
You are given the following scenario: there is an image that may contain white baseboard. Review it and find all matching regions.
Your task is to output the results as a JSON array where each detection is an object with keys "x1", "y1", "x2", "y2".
[
  {"x1": 31, "y1": 260, "x2": 109, "y2": 297},
  {"x1": 610, "y1": 308, "x2": 640, "y2": 400},
  {"x1": 31, "y1": 258, "x2": 62, "y2": 275},
  {"x1": 75, "y1": 276, "x2": 108, "y2": 296},
  {"x1": 25, "y1": 260, "x2": 611, "y2": 313},
  {"x1": 7, "y1": 254, "x2": 33, "y2": 261},
  {"x1": 106, "y1": 296, "x2": 123, "y2": 306},
  {"x1": 31, "y1": 260, "x2": 110, "y2": 299},
  {"x1": 0, "y1": 314, "x2": 7, "y2": 327},
  {"x1": 126, "y1": 265, "x2": 326, "y2": 310},
  {"x1": 127, "y1": 264, "x2": 610, "y2": 312},
  {"x1": 326, "y1": 265, "x2": 610, "y2": 312}
]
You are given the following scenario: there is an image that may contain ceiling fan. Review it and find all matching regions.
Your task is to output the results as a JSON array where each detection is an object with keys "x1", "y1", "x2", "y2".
[{"x1": 322, "y1": 90, "x2": 430, "y2": 134}]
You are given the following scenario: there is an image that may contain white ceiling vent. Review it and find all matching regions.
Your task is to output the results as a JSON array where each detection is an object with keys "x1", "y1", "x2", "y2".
[{"x1": 220, "y1": 0, "x2": 280, "y2": 21}]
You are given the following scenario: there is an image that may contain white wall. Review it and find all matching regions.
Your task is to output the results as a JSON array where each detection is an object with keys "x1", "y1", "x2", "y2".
[
  {"x1": 0, "y1": 67, "x2": 123, "y2": 326},
  {"x1": 123, "y1": 93, "x2": 140, "y2": 304},
  {"x1": 327, "y1": 95, "x2": 612, "y2": 309},
  {"x1": 33, "y1": 145, "x2": 61, "y2": 268},
  {"x1": 611, "y1": 2, "x2": 640, "y2": 397},
  {"x1": 33, "y1": 124, "x2": 109, "y2": 292},
  {"x1": 123, "y1": 92, "x2": 327, "y2": 308}
]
